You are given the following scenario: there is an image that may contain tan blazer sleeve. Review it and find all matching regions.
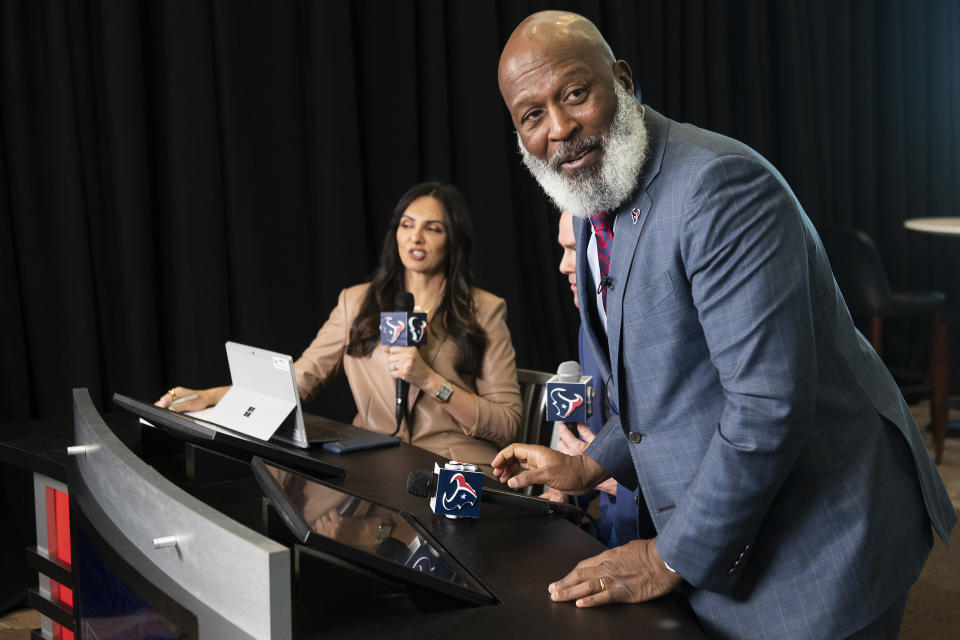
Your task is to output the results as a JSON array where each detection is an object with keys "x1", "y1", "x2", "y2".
[
  {"x1": 466, "y1": 294, "x2": 522, "y2": 447},
  {"x1": 293, "y1": 289, "x2": 349, "y2": 401}
]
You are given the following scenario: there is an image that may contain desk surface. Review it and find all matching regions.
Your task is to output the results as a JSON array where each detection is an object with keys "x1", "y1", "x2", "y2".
[
  {"x1": 1, "y1": 410, "x2": 705, "y2": 639},
  {"x1": 903, "y1": 217, "x2": 960, "y2": 235}
]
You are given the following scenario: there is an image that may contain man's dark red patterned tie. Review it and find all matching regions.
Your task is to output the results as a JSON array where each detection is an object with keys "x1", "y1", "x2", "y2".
[{"x1": 589, "y1": 210, "x2": 615, "y2": 310}]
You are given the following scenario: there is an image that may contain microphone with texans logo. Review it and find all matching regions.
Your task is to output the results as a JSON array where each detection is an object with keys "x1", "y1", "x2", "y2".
[
  {"x1": 412, "y1": 461, "x2": 485, "y2": 519},
  {"x1": 407, "y1": 464, "x2": 583, "y2": 522},
  {"x1": 545, "y1": 360, "x2": 593, "y2": 423},
  {"x1": 381, "y1": 291, "x2": 428, "y2": 435}
]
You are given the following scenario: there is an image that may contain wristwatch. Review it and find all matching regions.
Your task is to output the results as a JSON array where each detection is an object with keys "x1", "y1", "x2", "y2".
[
  {"x1": 435, "y1": 380, "x2": 455, "y2": 403},
  {"x1": 375, "y1": 518, "x2": 395, "y2": 545}
]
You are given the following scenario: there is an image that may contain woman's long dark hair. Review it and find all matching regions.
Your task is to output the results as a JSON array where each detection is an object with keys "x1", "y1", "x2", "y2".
[{"x1": 346, "y1": 182, "x2": 488, "y2": 378}]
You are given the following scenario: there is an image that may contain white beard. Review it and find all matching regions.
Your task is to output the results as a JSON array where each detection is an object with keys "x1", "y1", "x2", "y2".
[{"x1": 518, "y1": 81, "x2": 649, "y2": 218}]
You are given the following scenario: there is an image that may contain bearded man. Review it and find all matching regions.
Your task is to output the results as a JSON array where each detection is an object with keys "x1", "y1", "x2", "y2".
[{"x1": 492, "y1": 11, "x2": 955, "y2": 640}]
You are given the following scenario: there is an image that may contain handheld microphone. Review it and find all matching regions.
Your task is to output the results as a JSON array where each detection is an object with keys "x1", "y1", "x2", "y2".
[
  {"x1": 386, "y1": 291, "x2": 417, "y2": 435},
  {"x1": 406, "y1": 467, "x2": 582, "y2": 523},
  {"x1": 545, "y1": 361, "x2": 594, "y2": 423}
]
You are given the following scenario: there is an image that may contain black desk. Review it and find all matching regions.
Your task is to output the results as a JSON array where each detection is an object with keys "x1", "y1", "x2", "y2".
[{"x1": 1, "y1": 411, "x2": 704, "y2": 639}]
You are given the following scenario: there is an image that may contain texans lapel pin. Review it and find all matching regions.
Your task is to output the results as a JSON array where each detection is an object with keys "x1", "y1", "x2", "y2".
[{"x1": 631, "y1": 208, "x2": 642, "y2": 224}]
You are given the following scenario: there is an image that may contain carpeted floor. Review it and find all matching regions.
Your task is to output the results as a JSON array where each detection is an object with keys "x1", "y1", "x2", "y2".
[{"x1": 901, "y1": 398, "x2": 960, "y2": 639}]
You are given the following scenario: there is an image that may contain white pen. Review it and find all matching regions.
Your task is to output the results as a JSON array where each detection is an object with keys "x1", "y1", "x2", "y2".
[{"x1": 170, "y1": 393, "x2": 199, "y2": 406}]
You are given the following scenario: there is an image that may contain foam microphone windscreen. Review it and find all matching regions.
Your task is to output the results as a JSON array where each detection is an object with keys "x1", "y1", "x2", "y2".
[
  {"x1": 556, "y1": 360, "x2": 582, "y2": 381},
  {"x1": 395, "y1": 291, "x2": 414, "y2": 313},
  {"x1": 406, "y1": 469, "x2": 437, "y2": 498}
]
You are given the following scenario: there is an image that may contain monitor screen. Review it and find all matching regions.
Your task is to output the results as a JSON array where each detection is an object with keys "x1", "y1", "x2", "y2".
[{"x1": 252, "y1": 457, "x2": 494, "y2": 606}]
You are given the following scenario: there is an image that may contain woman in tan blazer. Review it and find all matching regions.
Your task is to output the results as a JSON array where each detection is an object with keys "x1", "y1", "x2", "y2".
[{"x1": 160, "y1": 182, "x2": 522, "y2": 468}]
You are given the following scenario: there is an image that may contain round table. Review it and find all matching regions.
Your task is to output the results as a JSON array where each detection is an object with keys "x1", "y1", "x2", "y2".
[
  {"x1": 904, "y1": 217, "x2": 960, "y2": 448},
  {"x1": 903, "y1": 217, "x2": 960, "y2": 235}
]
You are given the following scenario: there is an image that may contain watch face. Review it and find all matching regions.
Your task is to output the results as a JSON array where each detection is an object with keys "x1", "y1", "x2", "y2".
[{"x1": 437, "y1": 382, "x2": 453, "y2": 402}]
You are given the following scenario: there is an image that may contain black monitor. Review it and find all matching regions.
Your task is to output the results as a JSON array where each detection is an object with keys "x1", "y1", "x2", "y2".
[
  {"x1": 250, "y1": 456, "x2": 495, "y2": 608},
  {"x1": 113, "y1": 392, "x2": 344, "y2": 479},
  {"x1": 113, "y1": 392, "x2": 220, "y2": 440}
]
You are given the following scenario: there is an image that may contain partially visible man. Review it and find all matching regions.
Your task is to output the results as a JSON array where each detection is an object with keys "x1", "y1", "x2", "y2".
[
  {"x1": 543, "y1": 211, "x2": 653, "y2": 547},
  {"x1": 492, "y1": 10, "x2": 956, "y2": 639}
]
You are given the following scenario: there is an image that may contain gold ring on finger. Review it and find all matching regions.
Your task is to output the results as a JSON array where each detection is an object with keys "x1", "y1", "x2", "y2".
[
  {"x1": 599, "y1": 577, "x2": 606, "y2": 591},
  {"x1": 168, "y1": 388, "x2": 176, "y2": 398}
]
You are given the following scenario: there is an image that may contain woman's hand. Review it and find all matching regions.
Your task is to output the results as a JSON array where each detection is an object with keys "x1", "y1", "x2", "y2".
[
  {"x1": 386, "y1": 346, "x2": 436, "y2": 389},
  {"x1": 154, "y1": 386, "x2": 228, "y2": 412}
]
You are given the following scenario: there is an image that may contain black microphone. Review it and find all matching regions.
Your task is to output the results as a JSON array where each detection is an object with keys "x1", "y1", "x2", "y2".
[
  {"x1": 406, "y1": 470, "x2": 583, "y2": 523},
  {"x1": 393, "y1": 291, "x2": 415, "y2": 435},
  {"x1": 597, "y1": 275, "x2": 613, "y2": 295}
]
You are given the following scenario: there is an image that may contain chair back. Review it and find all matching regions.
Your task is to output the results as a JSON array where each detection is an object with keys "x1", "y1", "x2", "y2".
[
  {"x1": 819, "y1": 227, "x2": 893, "y2": 316},
  {"x1": 516, "y1": 368, "x2": 553, "y2": 447}
]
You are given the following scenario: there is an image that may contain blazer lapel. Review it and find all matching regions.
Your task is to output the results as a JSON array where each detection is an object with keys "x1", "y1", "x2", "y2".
[
  {"x1": 606, "y1": 191, "x2": 652, "y2": 382},
  {"x1": 606, "y1": 106, "x2": 669, "y2": 383}
]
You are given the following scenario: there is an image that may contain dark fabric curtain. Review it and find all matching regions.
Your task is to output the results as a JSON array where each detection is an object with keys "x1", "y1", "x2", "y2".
[{"x1": 2, "y1": 0, "x2": 959, "y2": 422}]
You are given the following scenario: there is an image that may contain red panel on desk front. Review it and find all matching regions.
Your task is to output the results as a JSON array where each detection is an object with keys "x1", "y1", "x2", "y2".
[{"x1": 44, "y1": 486, "x2": 74, "y2": 640}]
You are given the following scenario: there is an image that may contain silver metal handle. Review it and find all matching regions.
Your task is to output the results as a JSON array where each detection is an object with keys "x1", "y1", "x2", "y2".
[
  {"x1": 66, "y1": 444, "x2": 99, "y2": 456},
  {"x1": 152, "y1": 536, "x2": 178, "y2": 549}
]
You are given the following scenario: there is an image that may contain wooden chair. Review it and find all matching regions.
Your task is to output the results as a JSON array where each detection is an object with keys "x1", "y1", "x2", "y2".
[{"x1": 821, "y1": 227, "x2": 949, "y2": 463}]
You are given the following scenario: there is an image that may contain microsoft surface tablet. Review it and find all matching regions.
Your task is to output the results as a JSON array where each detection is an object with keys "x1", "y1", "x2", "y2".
[{"x1": 189, "y1": 341, "x2": 370, "y2": 448}]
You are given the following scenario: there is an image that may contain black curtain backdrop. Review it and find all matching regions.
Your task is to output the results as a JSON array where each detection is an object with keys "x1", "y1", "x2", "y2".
[{"x1": 2, "y1": 0, "x2": 959, "y2": 426}]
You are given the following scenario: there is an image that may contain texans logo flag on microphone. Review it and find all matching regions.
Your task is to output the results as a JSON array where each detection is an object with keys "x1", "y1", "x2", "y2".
[
  {"x1": 380, "y1": 311, "x2": 428, "y2": 346},
  {"x1": 384, "y1": 316, "x2": 405, "y2": 343},
  {"x1": 407, "y1": 315, "x2": 428, "y2": 343},
  {"x1": 549, "y1": 387, "x2": 585, "y2": 420},
  {"x1": 431, "y1": 463, "x2": 483, "y2": 518}
]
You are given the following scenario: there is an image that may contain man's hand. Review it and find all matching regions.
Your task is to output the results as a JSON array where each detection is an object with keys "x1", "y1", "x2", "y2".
[
  {"x1": 492, "y1": 443, "x2": 607, "y2": 493},
  {"x1": 548, "y1": 539, "x2": 682, "y2": 607},
  {"x1": 556, "y1": 424, "x2": 618, "y2": 496},
  {"x1": 555, "y1": 423, "x2": 591, "y2": 456},
  {"x1": 540, "y1": 488, "x2": 569, "y2": 503}
]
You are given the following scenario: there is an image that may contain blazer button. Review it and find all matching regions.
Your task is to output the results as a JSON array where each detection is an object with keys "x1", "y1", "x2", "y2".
[{"x1": 628, "y1": 431, "x2": 643, "y2": 443}]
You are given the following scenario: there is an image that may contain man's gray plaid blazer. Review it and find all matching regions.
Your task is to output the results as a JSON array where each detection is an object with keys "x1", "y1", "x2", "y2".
[{"x1": 579, "y1": 106, "x2": 956, "y2": 639}]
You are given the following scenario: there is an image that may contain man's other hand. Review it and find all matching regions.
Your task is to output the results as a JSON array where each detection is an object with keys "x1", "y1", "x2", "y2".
[{"x1": 548, "y1": 539, "x2": 682, "y2": 607}]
